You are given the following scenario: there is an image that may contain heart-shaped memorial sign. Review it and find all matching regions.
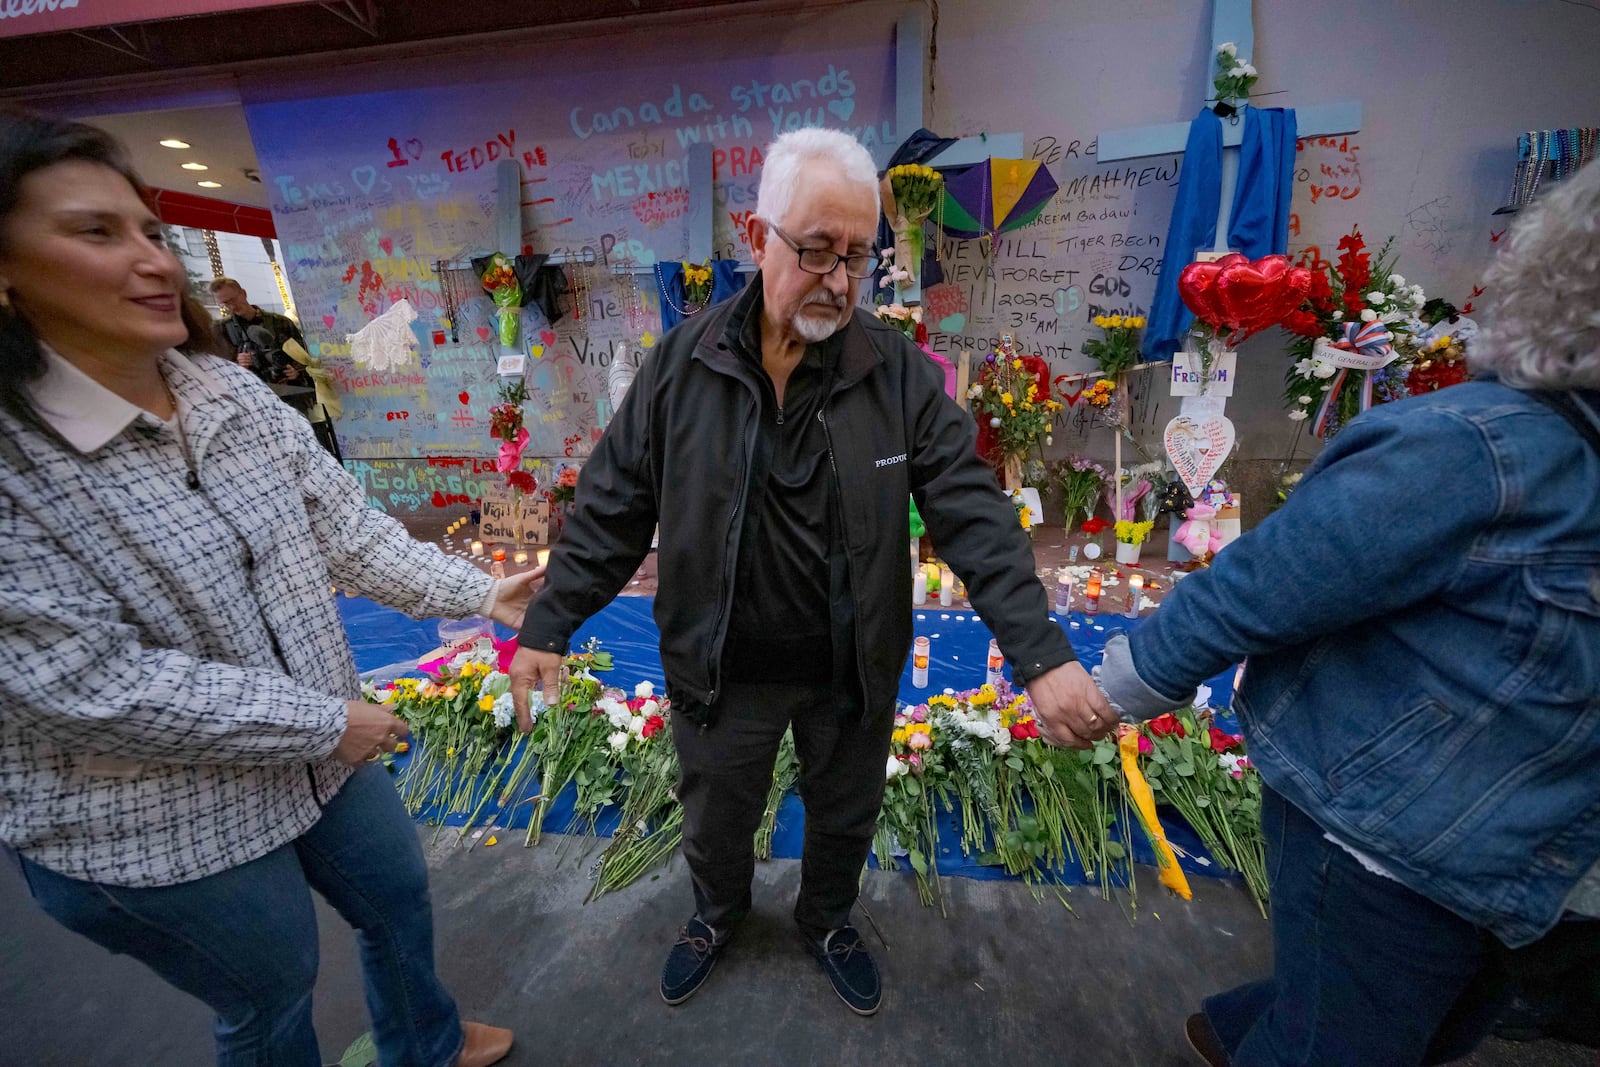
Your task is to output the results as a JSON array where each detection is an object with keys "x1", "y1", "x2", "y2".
[{"x1": 1164, "y1": 414, "x2": 1236, "y2": 496}]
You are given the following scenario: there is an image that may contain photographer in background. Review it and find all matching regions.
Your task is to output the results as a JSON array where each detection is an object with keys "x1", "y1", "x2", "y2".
[{"x1": 208, "y1": 276, "x2": 315, "y2": 413}]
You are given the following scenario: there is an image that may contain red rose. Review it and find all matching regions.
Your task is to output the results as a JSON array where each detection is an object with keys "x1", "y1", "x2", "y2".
[
  {"x1": 1148, "y1": 713, "x2": 1186, "y2": 738},
  {"x1": 506, "y1": 470, "x2": 537, "y2": 494},
  {"x1": 1081, "y1": 517, "x2": 1110, "y2": 535},
  {"x1": 642, "y1": 714, "x2": 666, "y2": 739},
  {"x1": 1008, "y1": 722, "x2": 1032, "y2": 742},
  {"x1": 1208, "y1": 726, "x2": 1242, "y2": 753}
]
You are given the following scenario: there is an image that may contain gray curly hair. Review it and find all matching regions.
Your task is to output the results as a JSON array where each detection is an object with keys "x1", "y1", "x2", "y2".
[{"x1": 1472, "y1": 160, "x2": 1600, "y2": 390}]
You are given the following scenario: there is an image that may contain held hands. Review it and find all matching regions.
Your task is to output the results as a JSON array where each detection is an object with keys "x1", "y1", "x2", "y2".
[
  {"x1": 489, "y1": 565, "x2": 547, "y2": 630},
  {"x1": 507, "y1": 646, "x2": 563, "y2": 734},
  {"x1": 1025, "y1": 661, "x2": 1118, "y2": 750},
  {"x1": 334, "y1": 700, "x2": 410, "y2": 765}
]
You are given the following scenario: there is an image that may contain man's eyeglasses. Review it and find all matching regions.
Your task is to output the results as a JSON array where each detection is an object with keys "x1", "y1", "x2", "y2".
[{"x1": 766, "y1": 222, "x2": 880, "y2": 279}]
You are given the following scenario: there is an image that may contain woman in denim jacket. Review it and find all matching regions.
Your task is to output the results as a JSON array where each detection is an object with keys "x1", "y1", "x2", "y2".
[{"x1": 1087, "y1": 161, "x2": 1600, "y2": 1066}]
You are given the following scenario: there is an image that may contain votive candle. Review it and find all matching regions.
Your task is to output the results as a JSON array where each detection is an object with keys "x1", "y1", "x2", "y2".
[{"x1": 470, "y1": 540, "x2": 485, "y2": 557}]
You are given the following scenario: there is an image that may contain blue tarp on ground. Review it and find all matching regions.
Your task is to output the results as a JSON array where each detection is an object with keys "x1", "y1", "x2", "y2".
[{"x1": 337, "y1": 594, "x2": 1244, "y2": 885}]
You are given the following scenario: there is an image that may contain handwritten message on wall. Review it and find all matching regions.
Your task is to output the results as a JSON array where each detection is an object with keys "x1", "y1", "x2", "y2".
[{"x1": 243, "y1": 44, "x2": 894, "y2": 498}]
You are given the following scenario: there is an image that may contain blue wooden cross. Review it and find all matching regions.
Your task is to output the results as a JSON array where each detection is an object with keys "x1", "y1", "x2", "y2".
[{"x1": 1096, "y1": 0, "x2": 1361, "y2": 254}]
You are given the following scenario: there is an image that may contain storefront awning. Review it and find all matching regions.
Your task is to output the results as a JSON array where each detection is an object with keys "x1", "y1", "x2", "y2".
[{"x1": 149, "y1": 188, "x2": 277, "y2": 239}]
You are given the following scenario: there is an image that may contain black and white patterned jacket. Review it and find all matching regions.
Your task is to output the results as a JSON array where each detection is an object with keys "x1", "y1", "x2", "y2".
[{"x1": 0, "y1": 349, "x2": 490, "y2": 887}]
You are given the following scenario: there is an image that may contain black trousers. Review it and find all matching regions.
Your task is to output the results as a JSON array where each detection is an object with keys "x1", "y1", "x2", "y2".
[{"x1": 670, "y1": 679, "x2": 895, "y2": 940}]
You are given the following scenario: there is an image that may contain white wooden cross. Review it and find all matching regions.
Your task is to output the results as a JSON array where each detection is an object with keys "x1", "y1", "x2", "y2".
[
  {"x1": 1096, "y1": 0, "x2": 1361, "y2": 254},
  {"x1": 1093, "y1": 0, "x2": 1361, "y2": 530}
]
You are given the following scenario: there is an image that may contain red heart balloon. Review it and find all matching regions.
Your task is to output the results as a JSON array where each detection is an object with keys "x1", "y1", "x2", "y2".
[
  {"x1": 1178, "y1": 253, "x2": 1247, "y2": 329},
  {"x1": 1214, "y1": 255, "x2": 1316, "y2": 339}
]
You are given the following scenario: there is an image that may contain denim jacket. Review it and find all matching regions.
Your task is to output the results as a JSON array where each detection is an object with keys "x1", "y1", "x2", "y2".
[{"x1": 1099, "y1": 382, "x2": 1600, "y2": 947}]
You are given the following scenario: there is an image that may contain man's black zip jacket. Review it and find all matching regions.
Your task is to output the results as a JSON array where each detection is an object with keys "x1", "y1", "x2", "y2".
[{"x1": 518, "y1": 276, "x2": 1076, "y2": 723}]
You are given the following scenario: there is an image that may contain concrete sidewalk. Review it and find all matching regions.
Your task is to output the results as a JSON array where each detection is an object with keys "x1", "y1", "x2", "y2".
[{"x1": 2, "y1": 833, "x2": 1592, "y2": 1066}]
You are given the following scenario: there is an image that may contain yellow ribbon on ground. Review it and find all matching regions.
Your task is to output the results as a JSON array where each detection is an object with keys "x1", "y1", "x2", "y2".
[
  {"x1": 282, "y1": 338, "x2": 342, "y2": 420},
  {"x1": 1117, "y1": 728, "x2": 1193, "y2": 900}
]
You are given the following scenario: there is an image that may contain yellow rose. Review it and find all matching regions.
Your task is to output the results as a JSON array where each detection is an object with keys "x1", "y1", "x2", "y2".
[{"x1": 479, "y1": 695, "x2": 495, "y2": 712}]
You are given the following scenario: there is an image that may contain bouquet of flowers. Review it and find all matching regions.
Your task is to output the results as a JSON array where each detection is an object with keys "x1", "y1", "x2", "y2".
[
  {"x1": 969, "y1": 333, "x2": 1062, "y2": 488},
  {"x1": 1114, "y1": 519, "x2": 1155, "y2": 547},
  {"x1": 549, "y1": 465, "x2": 579, "y2": 506},
  {"x1": 1083, "y1": 378, "x2": 1117, "y2": 410},
  {"x1": 682, "y1": 260, "x2": 713, "y2": 308},
  {"x1": 878, "y1": 705, "x2": 948, "y2": 908},
  {"x1": 524, "y1": 646, "x2": 613, "y2": 847},
  {"x1": 883, "y1": 163, "x2": 944, "y2": 289},
  {"x1": 1082, "y1": 314, "x2": 1146, "y2": 376},
  {"x1": 1406, "y1": 299, "x2": 1474, "y2": 396},
  {"x1": 371, "y1": 639, "x2": 616, "y2": 847},
  {"x1": 1212, "y1": 41, "x2": 1258, "y2": 114},
  {"x1": 1281, "y1": 229, "x2": 1426, "y2": 438},
  {"x1": 491, "y1": 378, "x2": 534, "y2": 489},
  {"x1": 1051, "y1": 455, "x2": 1110, "y2": 527},
  {"x1": 479, "y1": 252, "x2": 523, "y2": 347},
  {"x1": 874, "y1": 301, "x2": 922, "y2": 341},
  {"x1": 1133, "y1": 708, "x2": 1266, "y2": 914},
  {"x1": 587, "y1": 682, "x2": 681, "y2": 899},
  {"x1": 755, "y1": 730, "x2": 799, "y2": 861}
]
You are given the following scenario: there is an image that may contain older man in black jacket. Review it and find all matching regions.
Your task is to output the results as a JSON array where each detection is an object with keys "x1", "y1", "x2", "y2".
[{"x1": 510, "y1": 128, "x2": 1112, "y2": 1016}]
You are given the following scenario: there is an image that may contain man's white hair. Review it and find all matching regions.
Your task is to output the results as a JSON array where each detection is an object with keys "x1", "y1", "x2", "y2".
[
  {"x1": 756, "y1": 127, "x2": 879, "y2": 227},
  {"x1": 1473, "y1": 160, "x2": 1600, "y2": 390}
]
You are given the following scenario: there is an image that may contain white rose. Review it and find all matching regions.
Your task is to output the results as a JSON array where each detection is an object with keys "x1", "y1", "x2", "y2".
[
  {"x1": 993, "y1": 736, "x2": 1012, "y2": 756},
  {"x1": 1296, "y1": 394, "x2": 1312, "y2": 405},
  {"x1": 639, "y1": 698, "x2": 660, "y2": 716},
  {"x1": 1331, "y1": 310, "x2": 1344, "y2": 321},
  {"x1": 1239, "y1": 62, "x2": 1257, "y2": 77},
  {"x1": 608, "y1": 731, "x2": 630, "y2": 752},
  {"x1": 1287, "y1": 410, "x2": 1309, "y2": 422},
  {"x1": 375, "y1": 687, "x2": 397, "y2": 704},
  {"x1": 911, "y1": 307, "x2": 923, "y2": 323},
  {"x1": 629, "y1": 715, "x2": 647, "y2": 738},
  {"x1": 1312, "y1": 360, "x2": 1337, "y2": 380},
  {"x1": 1218, "y1": 41, "x2": 1237, "y2": 56},
  {"x1": 634, "y1": 681, "x2": 654, "y2": 698},
  {"x1": 1360, "y1": 308, "x2": 1378, "y2": 322},
  {"x1": 885, "y1": 756, "x2": 905, "y2": 780},
  {"x1": 1367, "y1": 291, "x2": 1386, "y2": 305}
]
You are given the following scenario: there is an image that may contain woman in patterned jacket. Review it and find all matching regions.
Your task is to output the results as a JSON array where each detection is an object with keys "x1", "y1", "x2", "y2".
[{"x1": 0, "y1": 109, "x2": 530, "y2": 1067}]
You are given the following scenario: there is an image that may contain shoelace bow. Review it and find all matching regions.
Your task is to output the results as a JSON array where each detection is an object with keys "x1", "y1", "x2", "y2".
[{"x1": 675, "y1": 927, "x2": 714, "y2": 956}]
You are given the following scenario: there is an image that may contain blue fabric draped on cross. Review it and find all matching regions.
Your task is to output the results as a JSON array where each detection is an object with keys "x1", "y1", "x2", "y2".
[{"x1": 1144, "y1": 105, "x2": 1299, "y2": 360}]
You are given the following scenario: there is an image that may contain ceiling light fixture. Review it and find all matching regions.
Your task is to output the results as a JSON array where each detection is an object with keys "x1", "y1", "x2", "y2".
[
  {"x1": 181, "y1": 162, "x2": 208, "y2": 171},
  {"x1": 159, "y1": 138, "x2": 190, "y2": 149},
  {"x1": 197, "y1": 180, "x2": 222, "y2": 188}
]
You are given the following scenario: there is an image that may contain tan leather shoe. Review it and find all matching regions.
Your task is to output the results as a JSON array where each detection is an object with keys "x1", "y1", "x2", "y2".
[{"x1": 454, "y1": 1021, "x2": 513, "y2": 1067}]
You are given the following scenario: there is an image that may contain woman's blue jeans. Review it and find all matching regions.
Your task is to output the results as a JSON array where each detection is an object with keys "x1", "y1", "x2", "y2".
[
  {"x1": 1203, "y1": 787, "x2": 1517, "y2": 1066},
  {"x1": 18, "y1": 764, "x2": 464, "y2": 1067}
]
